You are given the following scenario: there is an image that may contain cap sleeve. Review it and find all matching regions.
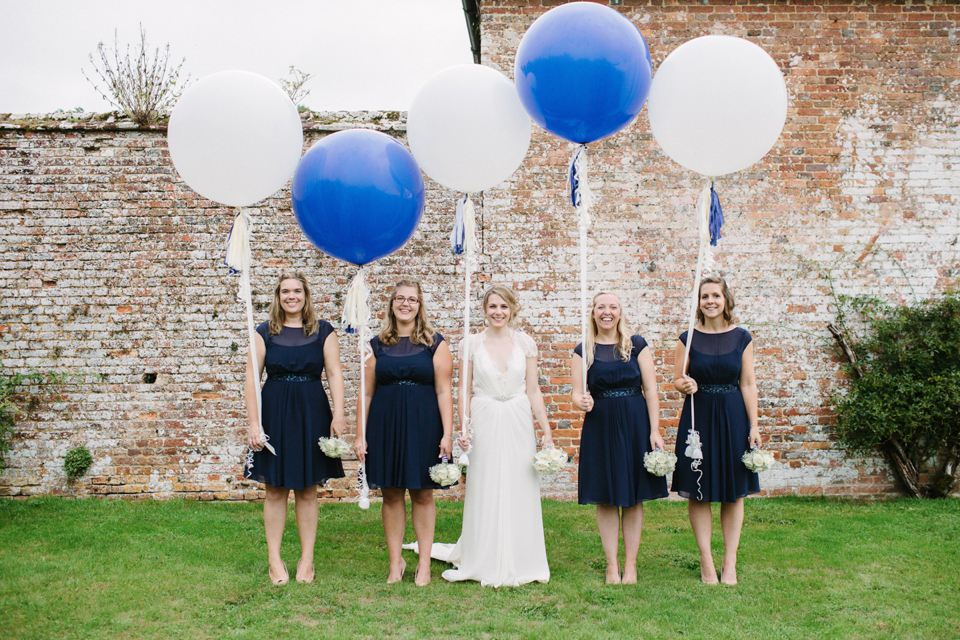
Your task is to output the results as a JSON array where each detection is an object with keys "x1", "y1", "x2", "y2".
[
  {"x1": 458, "y1": 332, "x2": 484, "y2": 361},
  {"x1": 256, "y1": 321, "x2": 270, "y2": 344},
  {"x1": 514, "y1": 330, "x2": 537, "y2": 358},
  {"x1": 430, "y1": 332, "x2": 445, "y2": 355},
  {"x1": 574, "y1": 343, "x2": 583, "y2": 357},
  {"x1": 318, "y1": 319, "x2": 335, "y2": 345},
  {"x1": 369, "y1": 336, "x2": 381, "y2": 357},
  {"x1": 740, "y1": 328, "x2": 753, "y2": 349},
  {"x1": 631, "y1": 335, "x2": 648, "y2": 355},
  {"x1": 679, "y1": 330, "x2": 689, "y2": 346}
]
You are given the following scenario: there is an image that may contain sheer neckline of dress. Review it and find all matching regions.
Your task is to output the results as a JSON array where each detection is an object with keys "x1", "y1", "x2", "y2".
[{"x1": 693, "y1": 326, "x2": 740, "y2": 335}]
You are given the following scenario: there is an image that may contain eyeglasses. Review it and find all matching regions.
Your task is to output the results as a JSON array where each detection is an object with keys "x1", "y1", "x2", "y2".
[{"x1": 394, "y1": 296, "x2": 420, "y2": 306}]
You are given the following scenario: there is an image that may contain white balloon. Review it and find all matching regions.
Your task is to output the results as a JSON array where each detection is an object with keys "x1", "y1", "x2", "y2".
[
  {"x1": 407, "y1": 64, "x2": 531, "y2": 194},
  {"x1": 167, "y1": 71, "x2": 304, "y2": 207},
  {"x1": 648, "y1": 36, "x2": 788, "y2": 177}
]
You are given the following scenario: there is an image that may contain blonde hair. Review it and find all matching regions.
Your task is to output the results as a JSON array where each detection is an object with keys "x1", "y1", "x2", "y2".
[
  {"x1": 696, "y1": 274, "x2": 735, "y2": 326},
  {"x1": 379, "y1": 279, "x2": 436, "y2": 347},
  {"x1": 482, "y1": 285, "x2": 521, "y2": 327},
  {"x1": 583, "y1": 291, "x2": 633, "y2": 369},
  {"x1": 268, "y1": 271, "x2": 319, "y2": 336}
]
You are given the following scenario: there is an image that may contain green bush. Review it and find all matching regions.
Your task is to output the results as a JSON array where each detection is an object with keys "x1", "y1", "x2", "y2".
[
  {"x1": 64, "y1": 446, "x2": 93, "y2": 480},
  {"x1": 833, "y1": 293, "x2": 960, "y2": 498}
]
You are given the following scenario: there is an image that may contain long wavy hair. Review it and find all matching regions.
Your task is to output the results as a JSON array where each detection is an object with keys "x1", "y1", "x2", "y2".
[
  {"x1": 583, "y1": 291, "x2": 633, "y2": 369},
  {"x1": 267, "y1": 271, "x2": 318, "y2": 336},
  {"x1": 481, "y1": 284, "x2": 521, "y2": 327},
  {"x1": 379, "y1": 279, "x2": 436, "y2": 347},
  {"x1": 696, "y1": 274, "x2": 736, "y2": 326}
]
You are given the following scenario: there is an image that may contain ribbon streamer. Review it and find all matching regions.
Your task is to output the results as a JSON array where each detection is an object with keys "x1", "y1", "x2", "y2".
[
  {"x1": 342, "y1": 267, "x2": 373, "y2": 508},
  {"x1": 682, "y1": 177, "x2": 722, "y2": 501},
  {"x1": 226, "y1": 210, "x2": 275, "y2": 475},
  {"x1": 568, "y1": 144, "x2": 593, "y2": 395},
  {"x1": 455, "y1": 193, "x2": 478, "y2": 443}
]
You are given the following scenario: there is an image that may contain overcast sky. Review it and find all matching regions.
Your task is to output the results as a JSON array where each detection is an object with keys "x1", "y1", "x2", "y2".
[{"x1": 0, "y1": 0, "x2": 474, "y2": 113}]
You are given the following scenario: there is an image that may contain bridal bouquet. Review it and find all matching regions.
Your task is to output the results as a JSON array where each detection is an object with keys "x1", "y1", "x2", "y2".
[
  {"x1": 742, "y1": 447, "x2": 776, "y2": 473},
  {"x1": 429, "y1": 457, "x2": 463, "y2": 486},
  {"x1": 533, "y1": 447, "x2": 568, "y2": 475},
  {"x1": 643, "y1": 449, "x2": 678, "y2": 477},
  {"x1": 318, "y1": 436, "x2": 351, "y2": 459}
]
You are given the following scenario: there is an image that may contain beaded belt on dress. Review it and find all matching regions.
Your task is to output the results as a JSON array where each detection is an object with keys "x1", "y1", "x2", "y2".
[
  {"x1": 381, "y1": 380, "x2": 431, "y2": 387},
  {"x1": 475, "y1": 392, "x2": 522, "y2": 402},
  {"x1": 700, "y1": 384, "x2": 738, "y2": 394},
  {"x1": 595, "y1": 387, "x2": 642, "y2": 399},
  {"x1": 271, "y1": 374, "x2": 320, "y2": 382}
]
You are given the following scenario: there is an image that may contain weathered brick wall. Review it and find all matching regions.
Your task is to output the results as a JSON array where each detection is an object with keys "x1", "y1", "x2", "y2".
[{"x1": 1, "y1": 0, "x2": 958, "y2": 500}]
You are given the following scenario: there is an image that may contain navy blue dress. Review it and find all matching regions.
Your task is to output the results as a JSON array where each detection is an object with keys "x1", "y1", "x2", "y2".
[
  {"x1": 672, "y1": 328, "x2": 760, "y2": 503},
  {"x1": 365, "y1": 334, "x2": 445, "y2": 490},
  {"x1": 575, "y1": 336, "x2": 668, "y2": 507},
  {"x1": 249, "y1": 321, "x2": 345, "y2": 490}
]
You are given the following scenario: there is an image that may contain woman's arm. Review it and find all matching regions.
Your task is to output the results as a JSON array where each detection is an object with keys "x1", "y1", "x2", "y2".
[
  {"x1": 738, "y1": 341, "x2": 761, "y2": 448},
  {"x1": 673, "y1": 339, "x2": 698, "y2": 395},
  {"x1": 433, "y1": 340, "x2": 454, "y2": 460},
  {"x1": 353, "y1": 351, "x2": 377, "y2": 461},
  {"x1": 571, "y1": 353, "x2": 594, "y2": 412},
  {"x1": 525, "y1": 354, "x2": 553, "y2": 447},
  {"x1": 637, "y1": 346, "x2": 664, "y2": 450},
  {"x1": 457, "y1": 352, "x2": 473, "y2": 450},
  {"x1": 323, "y1": 332, "x2": 346, "y2": 438},
  {"x1": 244, "y1": 332, "x2": 267, "y2": 449}
]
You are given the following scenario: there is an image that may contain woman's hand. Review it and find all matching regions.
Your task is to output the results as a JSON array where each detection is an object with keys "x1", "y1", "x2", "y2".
[
  {"x1": 440, "y1": 435, "x2": 453, "y2": 460},
  {"x1": 331, "y1": 413, "x2": 346, "y2": 439},
  {"x1": 247, "y1": 425, "x2": 263, "y2": 451},
  {"x1": 354, "y1": 438, "x2": 367, "y2": 462},
  {"x1": 749, "y1": 425, "x2": 762, "y2": 449},
  {"x1": 541, "y1": 432, "x2": 554, "y2": 449},
  {"x1": 676, "y1": 375, "x2": 698, "y2": 395},
  {"x1": 457, "y1": 430, "x2": 471, "y2": 451},
  {"x1": 576, "y1": 393, "x2": 594, "y2": 412},
  {"x1": 650, "y1": 431, "x2": 665, "y2": 451}
]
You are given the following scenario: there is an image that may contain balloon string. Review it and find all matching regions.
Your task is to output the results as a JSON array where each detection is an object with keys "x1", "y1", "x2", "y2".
[
  {"x1": 683, "y1": 177, "x2": 714, "y2": 500},
  {"x1": 461, "y1": 193, "x2": 476, "y2": 439},
  {"x1": 569, "y1": 145, "x2": 592, "y2": 395},
  {"x1": 343, "y1": 267, "x2": 372, "y2": 509}
]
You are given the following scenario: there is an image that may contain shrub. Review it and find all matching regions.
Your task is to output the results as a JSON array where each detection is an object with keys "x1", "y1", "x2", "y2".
[
  {"x1": 831, "y1": 292, "x2": 960, "y2": 498},
  {"x1": 83, "y1": 24, "x2": 189, "y2": 126},
  {"x1": 64, "y1": 446, "x2": 93, "y2": 480}
]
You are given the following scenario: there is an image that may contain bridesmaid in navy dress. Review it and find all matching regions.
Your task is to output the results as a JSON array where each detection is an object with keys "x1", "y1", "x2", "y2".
[
  {"x1": 572, "y1": 292, "x2": 666, "y2": 584},
  {"x1": 673, "y1": 274, "x2": 761, "y2": 585},
  {"x1": 246, "y1": 271, "x2": 346, "y2": 586},
  {"x1": 354, "y1": 279, "x2": 453, "y2": 586}
]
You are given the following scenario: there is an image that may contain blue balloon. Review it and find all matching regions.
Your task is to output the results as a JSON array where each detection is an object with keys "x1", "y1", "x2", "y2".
[
  {"x1": 515, "y1": 2, "x2": 653, "y2": 144},
  {"x1": 292, "y1": 129, "x2": 425, "y2": 265}
]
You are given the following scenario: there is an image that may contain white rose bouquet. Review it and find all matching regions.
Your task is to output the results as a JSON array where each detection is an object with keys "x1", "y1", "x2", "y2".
[
  {"x1": 533, "y1": 447, "x2": 568, "y2": 475},
  {"x1": 429, "y1": 458, "x2": 463, "y2": 486},
  {"x1": 318, "y1": 436, "x2": 351, "y2": 459},
  {"x1": 742, "y1": 447, "x2": 775, "y2": 473},
  {"x1": 643, "y1": 449, "x2": 677, "y2": 477}
]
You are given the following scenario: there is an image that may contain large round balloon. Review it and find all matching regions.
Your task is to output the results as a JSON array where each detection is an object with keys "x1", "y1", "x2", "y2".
[
  {"x1": 167, "y1": 71, "x2": 303, "y2": 207},
  {"x1": 514, "y1": 2, "x2": 652, "y2": 144},
  {"x1": 292, "y1": 129, "x2": 424, "y2": 266},
  {"x1": 407, "y1": 64, "x2": 531, "y2": 194},
  {"x1": 648, "y1": 36, "x2": 788, "y2": 177}
]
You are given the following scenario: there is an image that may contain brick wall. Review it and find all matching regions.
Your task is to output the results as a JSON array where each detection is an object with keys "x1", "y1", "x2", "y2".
[{"x1": 1, "y1": 0, "x2": 958, "y2": 500}]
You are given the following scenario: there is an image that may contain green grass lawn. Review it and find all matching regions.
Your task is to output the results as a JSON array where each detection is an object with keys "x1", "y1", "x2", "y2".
[{"x1": 1, "y1": 496, "x2": 958, "y2": 639}]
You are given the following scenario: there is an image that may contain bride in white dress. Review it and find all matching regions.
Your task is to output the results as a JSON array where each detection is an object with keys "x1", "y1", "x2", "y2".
[{"x1": 439, "y1": 284, "x2": 554, "y2": 586}]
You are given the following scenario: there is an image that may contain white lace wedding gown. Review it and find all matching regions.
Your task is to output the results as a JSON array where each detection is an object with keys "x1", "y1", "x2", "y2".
[{"x1": 408, "y1": 330, "x2": 550, "y2": 587}]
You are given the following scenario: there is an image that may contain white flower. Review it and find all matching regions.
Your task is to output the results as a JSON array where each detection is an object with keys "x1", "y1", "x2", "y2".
[
  {"x1": 685, "y1": 430, "x2": 703, "y2": 460},
  {"x1": 429, "y1": 462, "x2": 462, "y2": 486},
  {"x1": 742, "y1": 448, "x2": 775, "y2": 473},
  {"x1": 532, "y1": 447, "x2": 568, "y2": 475},
  {"x1": 643, "y1": 449, "x2": 678, "y2": 477},
  {"x1": 318, "y1": 436, "x2": 351, "y2": 459}
]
